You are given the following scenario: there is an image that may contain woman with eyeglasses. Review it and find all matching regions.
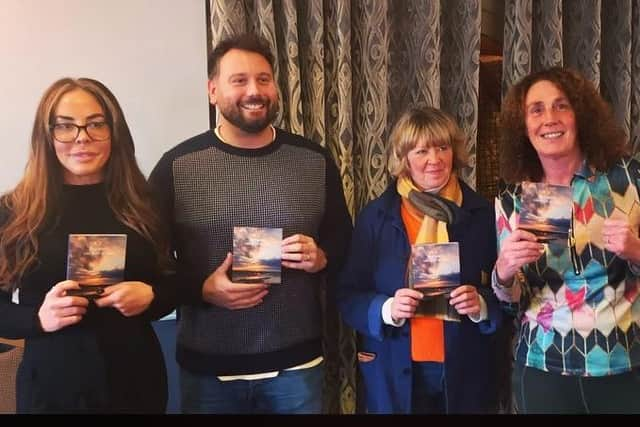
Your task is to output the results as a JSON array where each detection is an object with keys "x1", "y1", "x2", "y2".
[
  {"x1": 493, "y1": 67, "x2": 640, "y2": 414},
  {"x1": 0, "y1": 78, "x2": 175, "y2": 413}
]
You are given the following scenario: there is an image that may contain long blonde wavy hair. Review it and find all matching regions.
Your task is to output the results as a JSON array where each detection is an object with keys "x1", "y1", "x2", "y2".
[{"x1": 0, "y1": 78, "x2": 170, "y2": 291}]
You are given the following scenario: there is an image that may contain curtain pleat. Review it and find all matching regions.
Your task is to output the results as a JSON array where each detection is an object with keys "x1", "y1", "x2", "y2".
[
  {"x1": 532, "y1": 0, "x2": 562, "y2": 70},
  {"x1": 601, "y1": 1, "x2": 632, "y2": 142},
  {"x1": 440, "y1": 0, "x2": 480, "y2": 186},
  {"x1": 502, "y1": 0, "x2": 532, "y2": 94},
  {"x1": 632, "y1": 3, "x2": 640, "y2": 152},
  {"x1": 352, "y1": 0, "x2": 389, "y2": 210},
  {"x1": 563, "y1": 0, "x2": 601, "y2": 86}
]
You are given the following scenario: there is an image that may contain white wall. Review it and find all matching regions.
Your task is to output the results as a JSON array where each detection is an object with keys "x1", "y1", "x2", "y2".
[{"x1": 0, "y1": 0, "x2": 209, "y2": 192}]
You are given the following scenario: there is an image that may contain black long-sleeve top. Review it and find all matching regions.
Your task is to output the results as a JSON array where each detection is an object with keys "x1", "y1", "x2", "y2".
[{"x1": 0, "y1": 183, "x2": 175, "y2": 413}]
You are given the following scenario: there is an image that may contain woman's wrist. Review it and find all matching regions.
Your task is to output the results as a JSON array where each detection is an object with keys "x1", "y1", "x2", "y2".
[{"x1": 493, "y1": 266, "x2": 514, "y2": 289}]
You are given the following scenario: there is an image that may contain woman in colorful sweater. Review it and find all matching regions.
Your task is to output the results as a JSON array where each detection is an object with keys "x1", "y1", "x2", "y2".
[{"x1": 493, "y1": 67, "x2": 640, "y2": 414}]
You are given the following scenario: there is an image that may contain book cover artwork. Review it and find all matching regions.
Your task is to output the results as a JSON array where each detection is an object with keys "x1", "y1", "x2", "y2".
[
  {"x1": 232, "y1": 226, "x2": 282, "y2": 284},
  {"x1": 409, "y1": 242, "x2": 461, "y2": 322},
  {"x1": 66, "y1": 234, "x2": 127, "y2": 298},
  {"x1": 519, "y1": 181, "x2": 572, "y2": 243}
]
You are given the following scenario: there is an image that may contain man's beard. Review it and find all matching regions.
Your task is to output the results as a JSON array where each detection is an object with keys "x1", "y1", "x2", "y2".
[{"x1": 218, "y1": 95, "x2": 278, "y2": 134}]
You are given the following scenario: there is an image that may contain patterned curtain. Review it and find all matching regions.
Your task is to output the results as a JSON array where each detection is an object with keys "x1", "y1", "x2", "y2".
[
  {"x1": 209, "y1": 0, "x2": 481, "y2": 413},
  {"x1": 502, "y1": 0, "x2": 640, "y2": 152}
]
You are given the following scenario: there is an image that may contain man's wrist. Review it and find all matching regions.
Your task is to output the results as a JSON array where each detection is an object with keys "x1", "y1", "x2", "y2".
[{"x1": 315, "y1": 248, "x2": 328, "y2": 272}]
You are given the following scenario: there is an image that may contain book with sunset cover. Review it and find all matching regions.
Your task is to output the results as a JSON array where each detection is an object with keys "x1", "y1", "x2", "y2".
[
  {"x1": 408, "y1": 242, "x2": 460, "y2": 322},
  {"x1": 519, "y1": 181, "x2": 572, "y2": 243},
  {"x1": 66, "y1": 234, "x2": 127, "y2": 298},
  {"x1": 232, "y1": 226, "x2": 282, "y2": 285}
]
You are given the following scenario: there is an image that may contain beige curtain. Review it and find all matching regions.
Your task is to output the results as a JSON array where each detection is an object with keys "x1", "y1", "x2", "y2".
[
  {"x1": 502, "y1": 0, "x2": 640, "y2": 152},
  {"x1": 209, "y1": 0, "x2": 481, "y2": 413}
]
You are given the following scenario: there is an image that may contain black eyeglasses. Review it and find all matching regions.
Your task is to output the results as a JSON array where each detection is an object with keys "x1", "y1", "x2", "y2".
[
  {"x1": 569, "y1": 212, "x2": 583, "y2": 275},
  {"x1": 50, "y1": 122, "x2": 110, "y2": 143}
]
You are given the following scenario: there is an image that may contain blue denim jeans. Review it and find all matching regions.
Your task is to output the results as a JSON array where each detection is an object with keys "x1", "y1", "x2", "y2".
[{"x1": 180, "y1": 363, "x2": 324, "y2": 414}]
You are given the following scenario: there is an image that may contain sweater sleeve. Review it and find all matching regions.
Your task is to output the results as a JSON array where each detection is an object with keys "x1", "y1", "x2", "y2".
[
  {"x1": 318, "y1": 153, "x2": 353, "y2": 286},
  {"x1": 148, "y1": 152, "x2": 203, "y2": 306},
  {"x1": 494, "y1": 185, "x2": 524, "y2": 316},
  {"x1": 140, "y1": 270, "x2": 178, "y2": 322},
  {"x1": 0, "y1": 289, "x2": 43, "y2": 339}
]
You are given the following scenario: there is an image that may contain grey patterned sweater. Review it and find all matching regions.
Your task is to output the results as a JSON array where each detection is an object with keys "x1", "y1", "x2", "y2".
[{"x1": 149, "y1": 128, "x2": 352, "y2": 375}]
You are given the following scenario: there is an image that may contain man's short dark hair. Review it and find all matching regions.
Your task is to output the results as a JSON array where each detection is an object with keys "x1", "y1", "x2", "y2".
[{"x1": 208, "y1": 33, "x2": 275, "y2": 79}]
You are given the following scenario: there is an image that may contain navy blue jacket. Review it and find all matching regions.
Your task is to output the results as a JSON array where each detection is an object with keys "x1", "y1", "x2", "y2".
[{"x1": 336, "y1": 180, "x2": 501, "y2": 413}]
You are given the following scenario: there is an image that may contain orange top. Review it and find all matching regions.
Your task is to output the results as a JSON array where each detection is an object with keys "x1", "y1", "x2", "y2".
[{"x1": 401, "y1": 202, "x2": 445, "y2": 363}]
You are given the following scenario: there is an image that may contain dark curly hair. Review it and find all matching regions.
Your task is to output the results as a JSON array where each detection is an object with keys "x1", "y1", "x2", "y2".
[{"x1": 499, "y1": 67, "x2": 629, "y2": 183}]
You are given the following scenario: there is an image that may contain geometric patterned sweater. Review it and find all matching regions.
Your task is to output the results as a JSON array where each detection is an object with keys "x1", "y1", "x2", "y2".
[
  {"x1": 149, "y1": 129, "x2": 352, "y2": 376},
  {"x1": 495, "y1": 156, "x2": 640, "y2": 376}
]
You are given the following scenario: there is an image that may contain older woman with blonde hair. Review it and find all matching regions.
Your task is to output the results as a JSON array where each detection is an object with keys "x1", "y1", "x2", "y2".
[
  {"x1": 337, "y1": 107, "x2": 502, "y2": 413},
  {"x1": 0, "y1": 78, "x2": 175, "y2": 413}
]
